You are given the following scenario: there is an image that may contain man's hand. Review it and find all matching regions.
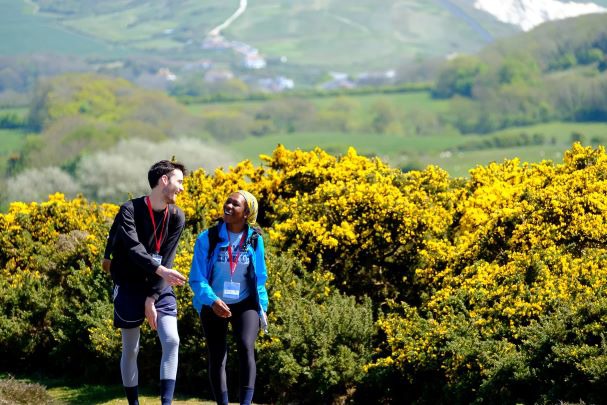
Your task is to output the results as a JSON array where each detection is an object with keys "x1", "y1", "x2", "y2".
[
  {"x1": 212, "y1": 299, "x2": 232, "y2": 318},
  {"x1": 102, "y1": 259, "x2": 111, "y2": 273},
  {"x1": 155, "y1": 265, "x2": 186, "y2": 286},
  {"x1": 145, "y1": 296, "x2": 158, "y2": 330}
]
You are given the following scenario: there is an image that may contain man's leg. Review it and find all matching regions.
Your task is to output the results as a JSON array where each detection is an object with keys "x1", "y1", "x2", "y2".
[
  {"x1": 201, "y1": 307, "x2": 230, "y2": 405},
  {"x1": 121, "y1": 327, "x2": 141, "y2": 405},
  {"x1": 157, "y1": 314, "x2": 180, "y2": 405}
]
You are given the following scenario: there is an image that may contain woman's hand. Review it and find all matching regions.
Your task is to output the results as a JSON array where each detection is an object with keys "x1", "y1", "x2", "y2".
[{"x1": 212, "y1": 299, "x2": 232, "y2": 318}]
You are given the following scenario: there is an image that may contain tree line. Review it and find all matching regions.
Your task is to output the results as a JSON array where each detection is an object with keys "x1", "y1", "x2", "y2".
[{"x1": 433, "y1": 13, "x2": 607, "y2": 133}]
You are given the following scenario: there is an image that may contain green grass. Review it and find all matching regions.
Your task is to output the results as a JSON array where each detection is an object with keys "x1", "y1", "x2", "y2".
[
  {"x1": 0, "y1": 128, "x2": 27, "y2": 154},
  {"x1": 187, "y1": 91, "x2": 450, "y2": 131},
  {"x1": 229, "y1": 131, "x2": 463, "y2": 161},
  {"x1": 427, "y1": 122, "x2": 607, "y2": 176},
  {"x1": 1, "y1": 374, "x2": 237, "y2": 404},
  {"x1": 47, "y1": 384, "x2": 219, "y2": 404},
  {"x1": 0, "y1": 107, "x2": 28, "y2": 117},
  {"x1": 0, "y1": 0, "x2": 120, "y2": 56},
  {"x1": 0, "y1": 127, "x2": 28, "y2": 175},
  {"x1": 227, "y1": 122, "x2": 607, "y2": 177},
  {"x1": 312, "y1": 91, "x2": 450, "y2": 113}
]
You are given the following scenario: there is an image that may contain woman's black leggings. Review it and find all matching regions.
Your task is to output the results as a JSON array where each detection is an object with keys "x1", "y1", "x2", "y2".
[{"x1": 200, "y1": 297, "x2": 259, "y2": 405}]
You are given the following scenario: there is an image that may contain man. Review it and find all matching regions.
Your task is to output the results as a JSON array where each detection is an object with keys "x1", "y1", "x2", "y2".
[{"x1": 105, "y1": 160, "x2": 188, "y2": 405}]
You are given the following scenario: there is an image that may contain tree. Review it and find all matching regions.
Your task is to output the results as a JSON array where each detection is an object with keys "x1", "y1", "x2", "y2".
[
  {"x1": 370, "y1": 100, "x2": 402, "y2": 134},
  {"x1": 432, "y1": 56, "x2": 487, "y2": 99}
]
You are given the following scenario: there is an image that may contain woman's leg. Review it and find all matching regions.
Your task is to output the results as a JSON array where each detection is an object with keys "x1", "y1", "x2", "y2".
[
  {"x1": 232, "y1": 308, "x2": 259, "y2": 405},
  {"x1": 157, "y1": 314, "x2": 179, "y2": 404},
  {"x1": 201, "y1": 307, "x2": 230, "y2": 405},
  {"x1": 120, "y1": 327, "x2": 141, "y2": 405}
]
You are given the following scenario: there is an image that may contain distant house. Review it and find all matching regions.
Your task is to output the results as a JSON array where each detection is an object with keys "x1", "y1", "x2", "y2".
[
  {"x1": 232, "y1": 41, "x2": 256, "y2": 55},
  {"x1": 204, "y1": 69, "x2": 234, "y2": 83},
  {"x1": 202, "y1": 35, "x2": 230, "y2": 50},
  {"x1": 157, "y1": 68, "x2": 177, "y2": 81},
  {"x1": 243, "y1": 53, "x2": 266, "y2": 69},
  {"x1": 355, "y1": 69, "x2": 396, "y2": 86},
  {"x1": 321, "y1": 72, "x2": 357, "y2": 89},
  {"x1": 257, "y1": 76, "x2": 294, "y2": 92},
  {"x1": 182, "y1": 60, "x2": 212, "y2": 71},
  {"x1": 328, "y1": 72, "x2": 349, "y2": 81}
]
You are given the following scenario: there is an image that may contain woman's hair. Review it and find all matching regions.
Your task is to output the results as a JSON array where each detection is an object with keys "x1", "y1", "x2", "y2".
[{"x1": 237, "y1": 190, "x2": 258, "y2": 225}]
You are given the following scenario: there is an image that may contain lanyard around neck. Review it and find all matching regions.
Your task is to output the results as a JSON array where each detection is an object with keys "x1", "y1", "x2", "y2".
[
  {"x1": 227, "y1": 232, "x2": 246, "y2": 278},
  {"x1": 145, "y1": 196, "x2": 168, "y2": 254}
]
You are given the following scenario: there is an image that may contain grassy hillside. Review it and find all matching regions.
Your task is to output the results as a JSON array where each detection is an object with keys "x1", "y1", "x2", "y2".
[
  {"x1": 0, "y1": 0, "x2": 122, "y2": 56},
  {"x1": 226, "y1": 121, "x2": 607, "y2": 176},
  {"x1": 2, "y1": 0, "x2": 516, "y2": 70}
]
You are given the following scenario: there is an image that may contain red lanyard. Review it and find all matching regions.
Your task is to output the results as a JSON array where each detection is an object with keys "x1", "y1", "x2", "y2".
[
  {"x1": 145, "y1": 196, "x2": 168, "y2": 254},
  {"x1": 227, "y1": 232, "x2": 246, "y2": 278}
]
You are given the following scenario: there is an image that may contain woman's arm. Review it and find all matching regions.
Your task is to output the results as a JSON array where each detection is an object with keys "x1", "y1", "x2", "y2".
[
  {"x1": 189, "y1": 231, "x2": 220, "y2": 313},
  {"x1": 254, "y1": 235, "x2": 269, "y2": 312}
]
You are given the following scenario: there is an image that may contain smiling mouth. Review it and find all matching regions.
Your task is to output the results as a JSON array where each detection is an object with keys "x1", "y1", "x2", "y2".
[{"x1": 224, "y1": 209, "x2": 232, "y2": 215}]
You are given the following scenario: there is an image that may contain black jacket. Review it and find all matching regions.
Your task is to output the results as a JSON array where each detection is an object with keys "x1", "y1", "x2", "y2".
[{"x1": 106, "y1": 196, "x2": 185, "y2": 297}]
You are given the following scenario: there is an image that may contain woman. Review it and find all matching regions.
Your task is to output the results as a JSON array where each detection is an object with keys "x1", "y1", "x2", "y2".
[{"x1": 189, "y1": 190, "x2": 269, "y2": 405}]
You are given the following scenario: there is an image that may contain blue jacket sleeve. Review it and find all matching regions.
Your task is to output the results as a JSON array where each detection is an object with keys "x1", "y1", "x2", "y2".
[
  {"x1": 189, "y1": 231, "x2": 219, "y2": 313},
  {"x1": 255, "y1": 235, "x2": 269, "y2": 312}
]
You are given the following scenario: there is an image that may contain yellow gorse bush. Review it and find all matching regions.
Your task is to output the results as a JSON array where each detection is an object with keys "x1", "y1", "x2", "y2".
[
  {"x1": 1, "y1": 193, "x2": 117, "y2": 287},
  {"x1": 4, "y1": 143, "x2": 607, "y2": 401},
  {"x1": 173, "y1": 143, "x2": 607, "y2": 383},
  {"x1": 371, "y1": 143, "x2": 607, "y2": 381}
]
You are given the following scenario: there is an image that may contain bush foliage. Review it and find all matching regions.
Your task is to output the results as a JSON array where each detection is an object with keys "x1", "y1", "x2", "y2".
[
  {"x1": 0, "y1": 376, "x2": 55, "y2": 405},
  {"x1": 2, "y1": 144, "x2": 607, "y2": 403}
]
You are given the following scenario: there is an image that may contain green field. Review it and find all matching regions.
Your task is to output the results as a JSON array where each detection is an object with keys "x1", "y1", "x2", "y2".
[
  {"x1": 0, "y1": 128, "x2": 27, "y2": 175},
  {"x1": 187, "y1": 91, "x2": 449, "y2": 113},
  {"x1": 0, "y1": 129, "x2": 27, "y2": 154},
  {"x1": 187, "y1": 91, "x2": 451, "y2": 130},
  {"x1": 0, "y1": 0, "x2": 121, "y2": 56},
  {"x1": 228, "y1": 122, "x2": 607, "y2": 177},
  {"x1": 0, "y1": 107, "x2": 28, "y2": 116},
  {"x1": 188, "y1": 93, "x2": 607, "y2": 177}
]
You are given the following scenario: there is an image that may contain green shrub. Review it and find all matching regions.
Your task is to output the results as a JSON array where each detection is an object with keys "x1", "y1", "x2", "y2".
[
  {"x1": 0, "y1": 376, "x2": 55, "y2": 405},
  {"x1": 256, "y1": 253, "x2": 374, "y2": 404}
]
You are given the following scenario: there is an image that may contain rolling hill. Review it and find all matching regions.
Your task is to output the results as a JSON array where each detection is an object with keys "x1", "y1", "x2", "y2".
[{"x1": 2, "y1": 0, "x2": 520, "y2": 71}]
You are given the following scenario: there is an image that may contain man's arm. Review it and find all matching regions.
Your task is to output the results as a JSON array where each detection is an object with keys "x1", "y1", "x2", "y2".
[
  {"x1": 147, "y1": 208, "x2": 187, "y2": 297},
  {"x1": 101, "y1": 214, "x2": 119, "y2": 273},
  {"x1": 115, "y1": 203, "x2": 160, "y2": 275},
  {"x1": 116, "y1": 202, "x2": 186, "y2": 293}
]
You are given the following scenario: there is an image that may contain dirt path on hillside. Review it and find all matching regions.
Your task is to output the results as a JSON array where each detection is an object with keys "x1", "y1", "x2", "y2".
[
  {"x1": 209, "y1": 0, "x2": 248, "y2": 37},
  {"x1": 434, "y1": 0, "x2": 494, "y2": 42}
]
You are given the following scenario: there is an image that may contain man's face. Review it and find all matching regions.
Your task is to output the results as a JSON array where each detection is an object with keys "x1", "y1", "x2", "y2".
[{"x1": 161, "y1": 169, "x2": 184, "y2": 204}]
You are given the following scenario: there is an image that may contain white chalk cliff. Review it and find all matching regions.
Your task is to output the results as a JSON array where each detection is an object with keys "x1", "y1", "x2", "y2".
[{"x1": 474, "y1": 0, "x2": 606, "y2": 31}]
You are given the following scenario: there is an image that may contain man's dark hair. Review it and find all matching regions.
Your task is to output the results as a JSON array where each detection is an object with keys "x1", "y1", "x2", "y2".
[{"x1": 148, "y1": 160, "x2": 187, "y2": 188}]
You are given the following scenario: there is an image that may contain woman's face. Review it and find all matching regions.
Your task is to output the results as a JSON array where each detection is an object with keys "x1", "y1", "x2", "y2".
[{"x1": 223, "y1": 192, "x2": 248, "y2": 225}]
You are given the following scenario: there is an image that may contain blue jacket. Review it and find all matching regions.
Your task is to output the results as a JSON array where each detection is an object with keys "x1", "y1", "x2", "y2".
[{"x1": 189, "y1": 222, "x2": 269, "y2": 314}]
